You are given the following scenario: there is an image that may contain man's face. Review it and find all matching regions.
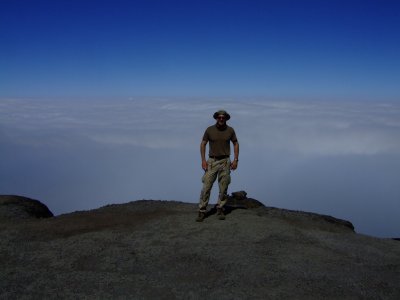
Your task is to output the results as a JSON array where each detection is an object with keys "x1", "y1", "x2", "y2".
[{"x1": 217, "y1": 114, "x2": 226, "y2": 126}]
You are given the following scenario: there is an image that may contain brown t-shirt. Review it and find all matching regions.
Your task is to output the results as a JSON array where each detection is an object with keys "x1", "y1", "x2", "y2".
[{"x1": 202, "y1": 124, "x2": 238, "y2": 157}]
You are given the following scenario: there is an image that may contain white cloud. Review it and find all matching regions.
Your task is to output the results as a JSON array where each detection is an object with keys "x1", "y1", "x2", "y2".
[{"x1": 233, "y1": 100, "x2": 400, "y2": 155}]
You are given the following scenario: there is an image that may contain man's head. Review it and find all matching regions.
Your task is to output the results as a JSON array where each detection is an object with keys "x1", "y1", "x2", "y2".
[{"x1": 213, "y1": 110, "x2": 230, "y2": 125}]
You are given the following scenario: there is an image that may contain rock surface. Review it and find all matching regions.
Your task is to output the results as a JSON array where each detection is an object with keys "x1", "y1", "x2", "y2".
[{"x1": 0, "y1": 197, "x2": 399, "y2": 299}]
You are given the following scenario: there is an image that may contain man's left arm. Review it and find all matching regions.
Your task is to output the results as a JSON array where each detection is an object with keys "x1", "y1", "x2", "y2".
[{"x1": 231, "y1": 141, "x2": 239, "y2": 170}]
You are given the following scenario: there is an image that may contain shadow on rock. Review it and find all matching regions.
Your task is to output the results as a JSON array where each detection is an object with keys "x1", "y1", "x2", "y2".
[{"x1": 204, "y1": 190, "x2": 264, "y2": 219}]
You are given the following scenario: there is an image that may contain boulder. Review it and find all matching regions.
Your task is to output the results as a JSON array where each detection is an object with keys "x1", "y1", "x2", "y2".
[
  {"x1": 0, "y1": 195, "x2": 53, "y2": 220},
  {"x1": 226, "y1": 190, "x2": 264, "y2": 208}
]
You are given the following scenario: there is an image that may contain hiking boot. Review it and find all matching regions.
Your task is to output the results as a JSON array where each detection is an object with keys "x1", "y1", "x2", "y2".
[
  {"x1": 217, "y1": 207, "x2": 225, "y2": 220},
  {"x1": 196, "y1": 211, "x2": 206, "y2": 222}
]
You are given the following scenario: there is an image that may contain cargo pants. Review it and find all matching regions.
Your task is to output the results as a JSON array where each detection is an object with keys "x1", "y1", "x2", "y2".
[{"x1": 198, "y1": 157, "x2": 231, "y2": 212}]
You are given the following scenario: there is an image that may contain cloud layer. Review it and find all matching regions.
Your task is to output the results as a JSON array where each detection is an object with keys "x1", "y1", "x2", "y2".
[
  {"x1": 2, "y1": 98, "x2": 400, "y2": 155},
  {"x1": 1, "y1": 98, "x2": 400, "y2": 237}
]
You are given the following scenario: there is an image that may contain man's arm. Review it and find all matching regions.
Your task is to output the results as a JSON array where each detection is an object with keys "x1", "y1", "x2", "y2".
[
  {"x1": 231, "y1": 141, "x2": 239, "y2": 170},
  {"x1": 200, "y1": 140, "x2": 208, "y2": 171}
]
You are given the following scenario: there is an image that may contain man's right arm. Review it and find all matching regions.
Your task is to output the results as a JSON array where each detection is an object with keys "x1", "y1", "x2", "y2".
[{"x1": 200, "y1": 140, "x2": 208, "y2": 171}]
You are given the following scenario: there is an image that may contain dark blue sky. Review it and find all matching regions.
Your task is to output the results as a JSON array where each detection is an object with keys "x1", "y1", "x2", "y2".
[{"x1": 1, "y1": 0, "x2": 399, "y2": 99}]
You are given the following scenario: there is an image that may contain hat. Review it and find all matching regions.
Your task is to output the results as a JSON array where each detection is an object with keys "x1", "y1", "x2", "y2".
[{"x1": 213, "y1": 110, "x2": 231, "y2": 120}]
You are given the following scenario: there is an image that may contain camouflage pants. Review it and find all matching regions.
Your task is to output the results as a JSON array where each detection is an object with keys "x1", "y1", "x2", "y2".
[{"x1": 198, "y1": 158, "x2": 231, "y2": 212}]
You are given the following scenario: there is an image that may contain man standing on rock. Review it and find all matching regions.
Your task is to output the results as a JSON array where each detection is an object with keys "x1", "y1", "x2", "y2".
[{"x1": 196, "y1": 110, "x2": 239, "y2": 222}]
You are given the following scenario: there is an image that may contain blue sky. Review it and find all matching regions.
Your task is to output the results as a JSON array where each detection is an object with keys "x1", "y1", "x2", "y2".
[
  {"x1": 1, "y1": 0, "x2": 399, "y2": 98},
  {"x1": 1, "y1": 1, "x2": 400, "y2": 238}
]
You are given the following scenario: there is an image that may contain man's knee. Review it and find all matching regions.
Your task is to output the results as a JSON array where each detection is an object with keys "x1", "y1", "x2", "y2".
[{"x1": 219, "y1": 174, "x2": 231, "y2": 186}]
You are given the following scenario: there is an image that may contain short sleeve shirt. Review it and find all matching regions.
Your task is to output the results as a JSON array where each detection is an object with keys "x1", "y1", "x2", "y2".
[{"x1": 202, "y1": 125, "x2": 238, "y2": 157}]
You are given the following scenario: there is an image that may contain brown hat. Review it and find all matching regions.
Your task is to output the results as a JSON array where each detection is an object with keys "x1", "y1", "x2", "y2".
[{"x1": 213, "y1": 110, "x2": 231, "y2": 120}]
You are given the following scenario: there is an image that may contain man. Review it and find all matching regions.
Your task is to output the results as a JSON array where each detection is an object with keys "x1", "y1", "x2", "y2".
[{"x1": 196, "y1": 110, "x2": 239, "y2": 222}]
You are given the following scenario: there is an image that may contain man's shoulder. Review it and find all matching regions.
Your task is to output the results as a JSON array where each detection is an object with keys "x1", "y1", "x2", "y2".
[
  {"x1": 205, "y1": 124, "x2": 217, "y2": 131},
  {"x1": 225, "y1": 125, "x2": 236, "y2": 133}
]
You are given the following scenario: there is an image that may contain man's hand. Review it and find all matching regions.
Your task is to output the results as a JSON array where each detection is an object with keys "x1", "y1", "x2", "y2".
[
  {"x1": 200, "y1": 141, "x2": 208, "y2": 171},
  {"x1": 230, "y1": 160, "x2": 238, "y2": 170},
  {"x1": 202, "y1": 160, "x2": 208, "y2": 171}
]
